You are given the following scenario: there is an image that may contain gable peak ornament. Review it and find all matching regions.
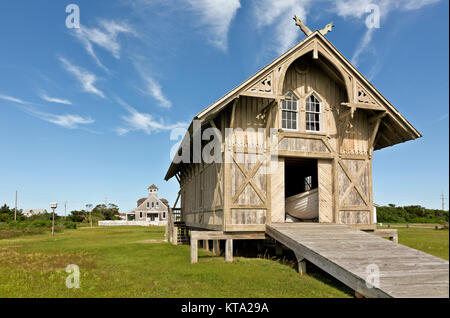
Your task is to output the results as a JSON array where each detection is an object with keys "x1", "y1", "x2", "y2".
[{"x1": 293, "y1": 16, "x2": 335, "y2": 37}]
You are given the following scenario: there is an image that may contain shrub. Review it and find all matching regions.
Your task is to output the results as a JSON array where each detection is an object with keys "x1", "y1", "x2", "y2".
[
  {"x1": 31, "y1": 220, "x2": 52, "y2": 228},
  {"x1": 63, "y1": 221, "x2": 77, "y2": 229}
]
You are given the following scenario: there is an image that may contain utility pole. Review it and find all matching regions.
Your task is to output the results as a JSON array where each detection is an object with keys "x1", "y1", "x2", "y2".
[
  {"x1": 14, "y1": 191, "x2": 17, "y2": 221},
  {"x1": 86, "y1": 204, "x2": 93, "y2": 228},
  {"x1": 64, "y1": 201, "x2": 67, "y2": 217},
  {"x1": 441, "y1": 192, "x2": 446, "y2": 211},
  {"x1": 50, "y1": 203, "x2": 57, "y2": 236}
]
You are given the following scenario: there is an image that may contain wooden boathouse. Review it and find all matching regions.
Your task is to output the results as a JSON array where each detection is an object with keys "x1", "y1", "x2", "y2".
[{"x1": 164, "y1": 21, "x2": 449, "y2": 298}]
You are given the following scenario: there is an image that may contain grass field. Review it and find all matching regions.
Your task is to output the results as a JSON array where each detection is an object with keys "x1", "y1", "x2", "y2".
[
  {"x1": 379, "y1": 226, "x2": 449, "y2": 260},
  {"x1": 0, "y1": 226, "x2": 447, "y2": 298},
  {"x1": 0, "y1": 226, "x2": 352, "y2": 298}
]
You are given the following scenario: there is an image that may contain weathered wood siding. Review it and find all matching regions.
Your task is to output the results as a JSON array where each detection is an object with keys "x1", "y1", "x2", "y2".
[
  {"x1": 178, "y1": 52, "x2": 378, "y2": 230},
  {"x1": 180, "y1": 162, "x2": 224, "y2": 230},
  {"x1": 318, "y1": 159, "x2": 333, "y2": 223},
  {"x1": 278, "y1": 56, "x2": 373, "y2": 225},
  {"x1": 337, "y1": 159, "x2": 372, "y2": 224},
  {"x1": 270, "y1": 158, "x2": 285, "y2": 223}
]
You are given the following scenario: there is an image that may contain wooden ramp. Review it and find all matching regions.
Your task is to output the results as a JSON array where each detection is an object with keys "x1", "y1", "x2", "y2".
[{"x1": 266, "y1": 223, "x2": 449, "y2": 298}]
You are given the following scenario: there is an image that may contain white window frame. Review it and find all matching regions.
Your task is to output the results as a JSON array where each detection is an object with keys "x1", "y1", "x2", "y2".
[
  {"x1": 305, "y1": 93, "x2": 322, "y2": 133},
  {"x1": 281, "y1": 91, "x2": 299, "y2": 131}
]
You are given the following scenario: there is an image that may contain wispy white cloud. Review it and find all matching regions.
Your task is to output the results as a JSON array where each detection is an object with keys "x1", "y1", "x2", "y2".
[
  {"x1": 24, "y1": 107, "x2": 94, "y2": 129},
  {"x1": 186, "y1": 0, "x2": 241, "y2": 51},
  {"x1": 116, "y1": 98, "x2": 187, "y2": 135},
  {"x1": 143, "y1": 76, "x2": 172, "y2": 108},
  {"x1": 130, "y1": 56, "x2": 172, "y2": 108},
  {"x1": 436, "y1": 112, "x2": 449, "y2": 122},
  {"x1": 0, "y1": 93, "x2": 28, "y2": 104},
  {"x1": 351, "y1": 28, "x2": 375, "y2": 66},
  {"x1": 336, "y1": 0, "x2": 440, "y2": 18},
  {"x1": 254, "y1": 0, "x2": 311, "y2": 54},
  {"x1": 335, "y1": 0, "x2": 441, "y2": 70},
  {"x1": 59, "y1": 57, "x2": 105, "y2": 98},
  {"x1": 40, "y1": 93, "x2": 72, "y2": 105},
  {"x1": 72, "y1": 20, "x2": 135, "y2": 71}
]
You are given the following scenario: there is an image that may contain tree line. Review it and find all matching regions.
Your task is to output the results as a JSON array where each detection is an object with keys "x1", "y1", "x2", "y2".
[{"x1": 377, "y1": 204, "x2": 449, "y2": 224}]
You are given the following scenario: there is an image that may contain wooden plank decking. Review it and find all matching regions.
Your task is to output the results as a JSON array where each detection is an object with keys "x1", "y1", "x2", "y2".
[{"x1": 266, "y1": 223, "x2": 449, "y2": 298}]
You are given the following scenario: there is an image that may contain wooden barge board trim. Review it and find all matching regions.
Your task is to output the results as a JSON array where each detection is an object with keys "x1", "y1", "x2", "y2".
[{"x1": 266, "y1": 223, "x2": 449, "y2": 298}]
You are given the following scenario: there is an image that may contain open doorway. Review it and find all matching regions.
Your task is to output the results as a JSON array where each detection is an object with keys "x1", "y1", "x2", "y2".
[{"x1": 284, "y1": 158, "x2": 319, "y2": 222}]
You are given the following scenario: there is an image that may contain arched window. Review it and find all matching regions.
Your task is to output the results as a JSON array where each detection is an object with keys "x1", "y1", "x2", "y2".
[
  {"x1": 306, "y1": 94, "x2": 321, "y2": 132},
  {"x1": 281, "y1": 91, "x2": 298, "y2": 131}
]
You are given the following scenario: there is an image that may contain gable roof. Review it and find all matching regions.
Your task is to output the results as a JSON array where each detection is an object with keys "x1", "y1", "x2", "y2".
[
  {"x1": 135, "y1": 195, "x2": 168, "y2": 212},
  {"x1": 165, "y1": 31, "x2": 421, "y2": 180}
]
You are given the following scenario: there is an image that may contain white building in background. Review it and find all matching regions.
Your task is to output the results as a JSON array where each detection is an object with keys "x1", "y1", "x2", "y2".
[
  {"x1": 125, "y1": 184, "x2": 169, "y2": 226},
  {"x1": 23, "y1": 209, "x2": 47, "y2": 217}
]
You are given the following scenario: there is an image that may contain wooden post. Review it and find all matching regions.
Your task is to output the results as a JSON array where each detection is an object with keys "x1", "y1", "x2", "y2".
[
  {"x1": 190, "y1": 238, "x2": 198, "y2": 264},
  {"x1": 295, "y1": 252, "x2": 306, "y2": 275},
  {"x1": 171, "y1": 224, "x2": 178, "y2": 245},
  {"x1": 275, "y1": 246, "x2": 283, "y2": 256},
  {"x1": 213, "y1": 240, "x2": 220, "y2": 256},
  {"x1": 204, "y1": 240, "x2": 209, "y2": 251},
  {"x1": 164, "y1": 206, "x2": 170, "y2": 242},
  {"x1": 51, "y1": 208, "x2": 55, "y2": 236},
  {"x1": 225, "y1": 239, "x2": 233, "y2": 262},
  {"x1": 392, "y1": 233, "x2": 399, "y2": 243}
]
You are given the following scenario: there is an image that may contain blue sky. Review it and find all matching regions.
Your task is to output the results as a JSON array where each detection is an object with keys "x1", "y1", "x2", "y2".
[{"x1": 0, "y1": 0, "x2": 448, "y2": 214}]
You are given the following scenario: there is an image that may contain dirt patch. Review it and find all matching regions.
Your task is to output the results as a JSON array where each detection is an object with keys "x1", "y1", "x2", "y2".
[
  {"x1": 0, "y1": 247, "x2": 97, "y2": 271},
  {"x1": 135, "y1": 239, "x2": 165, "y2": 244},
  {"x1": 107, "y1": 231, "x2": 134, "y2": 235}
]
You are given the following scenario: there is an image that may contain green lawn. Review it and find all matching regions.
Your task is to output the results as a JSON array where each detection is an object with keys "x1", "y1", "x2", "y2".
[
  {"x1": 0, "y1": 226, "x2": 447, "y2": 298},
  {"x1": 0, "y1": 226, "x2": 352, "y2": 298},
  {"x1": 381, "y1": 226, "x2": 449, "y2": 260}
]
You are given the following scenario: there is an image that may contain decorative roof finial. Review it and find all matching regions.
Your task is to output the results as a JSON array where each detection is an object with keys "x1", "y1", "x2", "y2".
[
  {"x1": 294, "y1": 15, "x2": 335, "y2": 37},
  {"x1": 320, "y1": 22, "x2": 335, "y2": 36},
  {"x1": 293, "y1": 15, "x2": 312, "y2": 36}
]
